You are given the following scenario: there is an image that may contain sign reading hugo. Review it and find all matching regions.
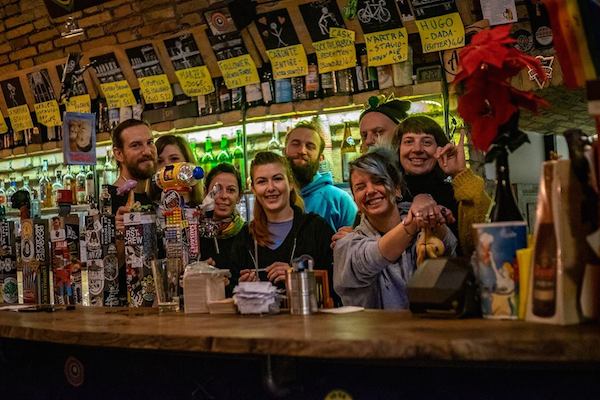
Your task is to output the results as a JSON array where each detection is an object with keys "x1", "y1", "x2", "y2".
[
  {"x1": 100, "y1": 81, "x2": 137, "y2": 109},
  {"x1": 7, "y1": 105, "x2": 33, "y2": 132},
  {"x1": 266, "y1": 44, "x2": 308, "y2": 80},
  {"x1": 416, "y1": 12, "x2": 465, "y2": 53},
  {"x1": 34, "y1": 100, "x2": 61, "y2": 127},
  {"x1": 365, "y1": 27, "x2": 409, "y2": 67},
  {"x1": 138, "y1": 74, "x2": 173, "y2": 104},
  {"x1": 175, "y1": 66, "x2": 214, "y2": 96},
  {"x1": 313, "y1": 37, "x2": 356, "y2": 74},
  {"x1": 217, "y1": 54, "x2": 260, "y2": 89}
]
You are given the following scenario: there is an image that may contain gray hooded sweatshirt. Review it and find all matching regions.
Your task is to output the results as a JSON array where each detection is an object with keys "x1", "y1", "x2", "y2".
[{"x1": 333, "y1": 203, "x2": 457, "y2": 309}]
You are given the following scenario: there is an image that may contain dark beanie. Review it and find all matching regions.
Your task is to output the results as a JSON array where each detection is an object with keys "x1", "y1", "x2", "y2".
[
  {"x1": 396, "y1": 115, "x2": 450, "y2": 146},
  {"x1": 359, "y1": 95, "x2": 411, "y2": 124}
]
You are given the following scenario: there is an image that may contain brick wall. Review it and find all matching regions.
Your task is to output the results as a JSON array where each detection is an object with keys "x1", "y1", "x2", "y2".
[{"x1": 0, "y1": 0, "x2": 211, "y2": 76}]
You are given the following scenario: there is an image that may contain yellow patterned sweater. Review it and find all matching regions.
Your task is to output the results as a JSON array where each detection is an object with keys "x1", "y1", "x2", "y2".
[{"x1": 451, "y1": 168, "x2": 492, "y2": 255}]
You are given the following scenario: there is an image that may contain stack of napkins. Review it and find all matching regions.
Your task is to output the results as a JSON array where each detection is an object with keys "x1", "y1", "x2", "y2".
[
  {"x1": 207, "y1": 298, "x2": 237, "y2": 314},
  {"x1": 233, "y1": 282, "x2": 280, "y2": 314},
  {"x1": 183, "y1": 262, "x2": 230, "y2": 314}
]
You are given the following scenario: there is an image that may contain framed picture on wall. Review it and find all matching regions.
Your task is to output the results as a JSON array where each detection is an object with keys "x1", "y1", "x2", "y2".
[{"x1": 63, "y1": 112, "x2": 96, "y2": 165}]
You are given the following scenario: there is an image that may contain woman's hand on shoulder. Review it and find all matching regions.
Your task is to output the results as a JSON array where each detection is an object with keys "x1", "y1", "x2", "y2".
[{"x1": 331, "y1": 226, "x2": 353, "y2": 249}]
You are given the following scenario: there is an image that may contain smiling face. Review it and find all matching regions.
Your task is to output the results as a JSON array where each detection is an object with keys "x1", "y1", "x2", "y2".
[
  {"x1": 113, "y1": 124, "x2": 157, "y2": 180},
  {"x1": 208, "y1": 172, "x2": 241, "y2": 220},
  {"x1": 398, "y1": 132, "x2": 438, "y2": 175},
  {"x1": 350, "y1": 169, "x2": 397, "y2": 221},
  {"x1": 251, "y1": 162, "x2": 292, "y2": 217},
  {"x1": 157, "y1": 144, "x2": 186, "y2": 170},
  {"x1": 285, "y1": 127, "x2": 321, "y2": 187},
  {"x1": 359, "y1": 112, "x2": 398, "y2": 153}
]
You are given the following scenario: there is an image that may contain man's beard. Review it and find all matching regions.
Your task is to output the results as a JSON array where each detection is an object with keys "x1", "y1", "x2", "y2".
[
  {"x1": 124, "y1": 156, "x2": 156, "y2": 180},
  {"x1": 289, "y1": 157, "x2": 319, "y2": 187}
]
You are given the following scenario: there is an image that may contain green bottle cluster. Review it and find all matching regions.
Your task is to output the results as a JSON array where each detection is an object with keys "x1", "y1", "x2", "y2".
[{"x1": 197, "y1": 130, "x2": 246, "y2": 190}]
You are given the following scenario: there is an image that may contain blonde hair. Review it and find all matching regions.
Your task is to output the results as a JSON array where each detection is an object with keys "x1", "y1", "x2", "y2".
[{"x1": 249, "y1": 151, "x2": 304, "y2": 246}]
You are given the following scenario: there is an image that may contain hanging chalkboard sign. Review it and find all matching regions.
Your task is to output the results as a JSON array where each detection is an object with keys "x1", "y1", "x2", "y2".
[
  {"x1": 299, "y1": 0, "x2": 345, "y2": 42},
  {"x1": 255, "y1": 9, "x2": 300, "y2": 50},
  {"x1": 411, "y1": 0, "x2": 458, "y2": 19},
  {"x1": 356, "y1": 0, "x2": 403, "y2": 34},
  {"x1": 125, "y1": 44, "x2": 164, "y2": 79},
  {"x1": 90, "y1": 53, "x2": 125, "y2": 84},
  {"x1": 163, "y1": 34, "x2": 204, "y2": 71},
  {"x1": 27, "y1": 70, "x2": 56, "y2": 104},
  {"x1": 1, "y1": 77, "x2": 27, "y2": 108}
]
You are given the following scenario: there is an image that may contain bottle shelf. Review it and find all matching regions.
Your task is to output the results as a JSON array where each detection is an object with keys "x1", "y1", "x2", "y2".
[
  {"x1": 5, "y1": 204, "x2": 91, "y2": 218},
  {"x1": 0, "y1": 81, "x2": 445, "y2": 178}
]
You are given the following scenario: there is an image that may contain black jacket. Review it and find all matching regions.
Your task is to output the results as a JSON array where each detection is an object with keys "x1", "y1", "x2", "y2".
[{"x1": 227, "y1": 206, "x2": 337, "y2": 302}]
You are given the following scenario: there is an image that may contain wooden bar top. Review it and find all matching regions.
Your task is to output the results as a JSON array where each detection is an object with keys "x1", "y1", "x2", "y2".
[{"x1": 1, "y1": 307, "x2": 599, "y2": 363}]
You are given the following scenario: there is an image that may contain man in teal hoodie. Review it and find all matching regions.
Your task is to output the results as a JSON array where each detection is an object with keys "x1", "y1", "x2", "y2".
[{"x1": 285, "y1": 120, "x2": 358, "y2": 231}]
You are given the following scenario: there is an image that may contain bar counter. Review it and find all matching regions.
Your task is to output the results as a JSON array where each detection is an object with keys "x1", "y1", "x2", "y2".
[
  {"x1": 1, "y1": 308, "x2": 599, "y2": 399},
  {"x1": 1, "y1": 307, "x2": 600, "y2": 362}
]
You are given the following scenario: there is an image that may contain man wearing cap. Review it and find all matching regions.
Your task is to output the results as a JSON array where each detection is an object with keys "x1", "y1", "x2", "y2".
[{"x1": 358, "y1": 95, "x2": 411, "y2": 153}]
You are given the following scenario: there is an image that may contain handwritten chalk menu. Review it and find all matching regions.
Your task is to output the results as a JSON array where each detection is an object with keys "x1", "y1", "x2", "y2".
[
  {"x1": 90, "y1": 53, "x2": 126, "y2": 84},
  {"x1": 411, "y1": 0, "x2": 458, "y2": 19},
  {"x1": 365, "y1": 27, "x2": 409, "y2": 67},
  {"x1": 356, "y1": 0, "x2": 403, "y2": 34},
  {"x1": 217, "y1": 54, "x2": 260, "y2": 89},
  {"x1": 255, "y1": 9, "x2": 300, "y2": 50},
  {"x1": 175, "y1": 66, "x2": 215, "y2": 96},
  {"x1": 330, "y1": 27, "x2": 355, "y2": 41},
  {"x1": 164, "y1": 34, "x2": 204, "y2": 71},
  {"x1": 299, "y1": 0, "x2": 345, "y2": 42},
  {"x1": 415, "y1": 12, "x2": 464, "y2": 53},
  {"x1": 1, "y1": 77, "x2": 27, "y2": 108},
  {"x1": 33, "y1": 100, "x2": 61, "y2": 127},
  {"x1": 7, "y1": 105, "x2": 33, "y2": 132},
  {"x1": 138, "y1": 75, "x2": 173, "y2": 104},
  {"x1": 313, "y1": 37, "x2": 356, "y2": 73},
  {"x1": 266, "y1": 45, "x2": 309, "y2": 80},
  {"x1": 126, "y1": 44, "x2": 164, "y2": 79},
  {"x1": 100, "y1": 81, "x2": 137, "y2": 109}
]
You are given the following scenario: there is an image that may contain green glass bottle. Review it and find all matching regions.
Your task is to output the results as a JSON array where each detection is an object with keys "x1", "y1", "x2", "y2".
[
  {"x1": 200, "y1": 138, "x2": 216, "y2": 175},
  {"x1": 216, "y1": 134, "x2": 232, "y2": 164},
  {"x1": 232, "y1": 129, "x2": 246, "y2": 190}
]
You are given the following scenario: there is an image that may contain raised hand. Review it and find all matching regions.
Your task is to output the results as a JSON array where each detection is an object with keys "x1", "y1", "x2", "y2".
[{"x1": 435, "y1": 128, "x2": 466, "y2": 178}]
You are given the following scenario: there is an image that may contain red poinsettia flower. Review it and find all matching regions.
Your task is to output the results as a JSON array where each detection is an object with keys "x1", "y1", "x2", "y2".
[{"x1": 454, "y1": 24, "x2": 549, "y2": 151}]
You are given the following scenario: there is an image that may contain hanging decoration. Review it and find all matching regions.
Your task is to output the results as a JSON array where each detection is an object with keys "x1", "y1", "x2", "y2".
[{"x1": 454, "y1": 24, "x2": 549, "y2": 156}]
